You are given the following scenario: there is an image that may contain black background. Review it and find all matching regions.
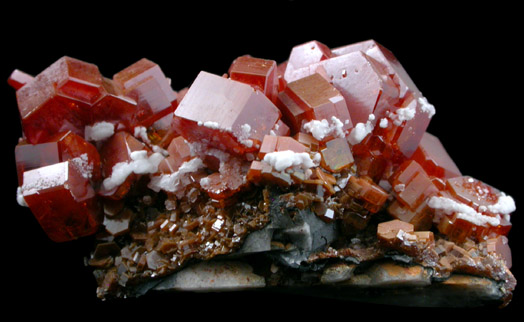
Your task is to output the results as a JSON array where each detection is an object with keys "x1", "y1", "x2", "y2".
[{"x1": 1, "y1": 1, "x2": 522, "y2": 318}]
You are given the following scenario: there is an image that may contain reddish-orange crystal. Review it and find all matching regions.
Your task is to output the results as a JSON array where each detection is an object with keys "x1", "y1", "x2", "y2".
[
  {"x1": 21, "y1": 161, "x2": 100, "y2": 242},
  {"x1": 173, "y1": 71, "x2": 280, "y2": 156},
  {"x1": 16, "y1": 57, "x2": 104, "y2": 143},
  {"x1": 346, "y1": 176, "x2": 389, "y2": 213},
  {"x1": 15, "y1": 131, "x2": 101, "y2": 185},
  {"x1": 229, "y1": 55, "x2": 278, "y2": 103},
  {"x1": 389, "y1": 160, "x2": 439, "y2": 211},
  {"x1": 8, "y1": 69, "x2": 34, "y2": 90},
  {"x1": 278, "y1": 73, "x2": 352, "y2": 138},
  {"x1": 320, "y1": 137, "x2": 354, "y2": 172},
  {"x1": 410, "y1": 132, "x2": 461, "y2": 179},
  {"x1": 158, "y1": 136, "x2": 192, "y2": 174},
  {"x1": 98, "y1": 131, "x2": 148, "y2": 199},
  {"x1": 113, "y1": 58, "x2": 177, "y2": 128}
]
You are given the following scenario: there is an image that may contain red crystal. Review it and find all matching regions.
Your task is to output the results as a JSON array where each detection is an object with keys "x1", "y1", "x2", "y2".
[
  {"x1": 284, "y1": 41, "x2": 399, "y2": 125},
  {"x1": 15, "y1": 131, "x2": 101, "y2": 185},
  {"x1": 8, "y1": 69, "x2": 34, "y2": 90},
  {"x1": 89, "y1": 77, "x2": 138, "y2": 130},
  {"x1": 21, "y1": 161, "x2": 100, "y2": 242},
  {"x1": 486, "y1": 236, "x2": 512, "y2": 268},
  {"x1": 430, "y1": 176, "x2": 514, "y2": 242},
  {"x1": 113, "y1": 58, "x2": 177, "y2": 128},
  {"x1": 173, "y1": 71, "x2": 280, "y2": 156},
  {"x1": 320, "y1": 137, "x2": 354, "y2": 173},
  {"x1": 158, "y1": 136, "x2": 192, "y2": 174},
  {"x1": 331, "y1": 39, "x2": 421, "y2": 100},
  {"x1": 229, "y1": 55, "x2": 278, "y2": 103},
  {"x1": 284, "y1": 40, "x2": 332, "y2": 81},
  {"x1": 277, "y1": 73, "x2": 352, "y2": 138},
  {"x1": 16, "y1": 56, "x2": 104, "y2": 143},
  {"x1": 258, "y1": 135, "x2": 307, "y2": 159},
  {"x1": 271, "y1": 119, "x2": 290, "y2": 137},
  {"x1": 98, "y1": 131, "x2": 148, "y2": 199},
  {"x1": 445, "y1": 176, "x2": 500, "y2": 212},
  {"x1": 410, "y1": 132, "x2": 461, "y2": 179},
  {"x1": 200, "y1": 158, "x2": 249, "y2": 201},
  {"x1": 346, "y1": 176, "x2": 389, "y2": 213},
  {"x1": 389, "y1": 160, "x2": 439, "y2": 211}
]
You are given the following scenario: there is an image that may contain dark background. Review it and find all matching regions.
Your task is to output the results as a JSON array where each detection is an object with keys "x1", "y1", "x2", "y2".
[{"x1": 1, "y1": 2, "x2": 522, "y2": 318}]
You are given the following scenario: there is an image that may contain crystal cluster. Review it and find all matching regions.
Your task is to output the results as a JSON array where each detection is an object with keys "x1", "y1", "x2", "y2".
[{"x1": 10, "y1": 39, "x2": 516, "y2": 304}]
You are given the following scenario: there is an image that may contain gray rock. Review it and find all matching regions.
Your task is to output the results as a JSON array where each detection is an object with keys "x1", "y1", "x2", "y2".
[
  {"x1": 153, "y1": 261, "x2": 265, "y2": 292},
  {"x1": 271, "y1": 207, "x2": 337, "y2": 268},
  {"x1": 236, "y1": 227, "x2": 274, "y2": 254},
  {"x1": 354, "y1": 261, "x2": 433, "y2": 287},
  {"x1": 320, "y1": 263, "x2": 357, "y2": 284},
  {"x1": 236, "y1": 193, "x2": 338, "y2": 269},
  {"x1": 278, "y1": 261, "x2": 504, "y2": 307}
]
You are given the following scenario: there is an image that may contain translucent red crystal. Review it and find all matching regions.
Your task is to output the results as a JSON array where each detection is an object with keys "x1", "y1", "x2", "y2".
[
  {"x1": 284, "y1": 40, "x2": 332, "y2": 82},
  {"x1": 16, "y1": 56, "x2": 103, "y2": 143},
  {"x1": 430, "y1": 176, "x2": 514, "y2": 242},
  {"x1": 21, "y1": 161, "x2": 100, "y2": 242},
  {"x1": 173, "y1": 71, "x2": 280, "y2": 156},
  {"x1": 15, "y1": 131, "x2": 101, "y2": 185},
  {"x1": 320, "y1": 137, "x2": 354, "y2": 172},
  {"x1": 89, "y1": 77, "x2": 139, "y2": 129},
  {"x1": 258, "y1": 135, "x2": 307, "y2": 159},
  {"x1": 277, "y1": 73, "x2": 352, "y2": 137},
  {"x1": 8, "y1": 69, "x2": 34, "y2": 90},
  {"x1": 113, "y1": 58, "x2": 177, "y2": 128},
  {"x1": 410, "y1": 132, "x2": 461, "y2": 179},
  {"x1": 346, "y1": 176, "x2": 389, "y2": 213},
  {"x1": 331, "y1": 39, "x2": 421, "y2": 100},
  {"x1": 445, "y1": 176, "x2": 500, "y2": 212},
  {"x1": 229, "y1": 55, "x2": 278, "y2": 103},
  {"x1": 158, "y1": 136, "x2": 192, "y2": 174},
  {"x1": 98, "y1": 131, "x2": 148, "y2": 199}
]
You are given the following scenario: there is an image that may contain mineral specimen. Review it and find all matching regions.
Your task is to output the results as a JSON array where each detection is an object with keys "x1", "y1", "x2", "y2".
[{"x1": 10, "y1": 39, "x2": 517, "y2": 307}]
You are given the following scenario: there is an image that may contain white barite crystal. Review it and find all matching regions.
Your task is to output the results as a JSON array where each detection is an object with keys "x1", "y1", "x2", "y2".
[
  {"x1": 348, "y1": 116, "x2": 374, "y2": 145},
  {"x1": 84, "y1": 121, "x2": 115, "y2": 141},
  {"x1": 487, "y1": 193, "x2": 516, "y2": 215},
  {"x1": 379, "y1": 118, "x2": 388, "y2": 128},
  {"x1": 134, "y1": 126, "x2": 151, "y2": 144},
  {"x1": 199, "y1": 177, "x2": 211, "y2": 188},
  {"x1": 148, "y1": 158, "x2": 205, "y2": 193},
  {"x1": 394, "y1": 184, "x2": 405, "y2": 193},
  {"x1": 394, "y1": 99, "x2": 417, "y2": 124},
  {"x1": 103, "y1": 151, "x2": 164, "y2": 191},
  {"x1": 428, "y1": 196, "x2": 501, "y2": 227},
  {"x1": 263, "y1": 150, "x2": 316, "y2": 172},
  {"x1": 197, "y1": 121, "x2": 223, "y2": 130},
  {"x1": 238, "y1": 123, "x2": 253, "y2": 148},
  {"x1": 152, "y1": 145, "x2": 169, "y2": 157},
  {"x1": 16, "y1": 186, "x2": 28, "y2": 207},
  {"x1": 418, "y1": 96, "x2": 436, "y2": 118},
  {"x1": 302, "y1": 116, "x2": 345, "y2": 141}
]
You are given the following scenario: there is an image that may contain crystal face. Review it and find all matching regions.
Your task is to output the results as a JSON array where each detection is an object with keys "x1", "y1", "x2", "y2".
[
  {"x1": 21, "y1": 161, "x2": 100, "y2": 242},
  {"x1": 229, "y1": 55, "x2": 278, "y2": 103},
  {"x1": 277, "y1": 73, "x2": 352, "y2": 138},
  {"x1": 9, "y1": 39, "x2": 517, "y2": 306},
  {"x1": 173, "y1": 71, "x2": 280, "y2": 156},
  {"x1": 15, "y1": 131, "x2": 101, "y2": 185}
]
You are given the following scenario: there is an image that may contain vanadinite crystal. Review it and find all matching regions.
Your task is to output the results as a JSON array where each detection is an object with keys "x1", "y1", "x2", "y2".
[{"x1": 10, "y1": 39, "x2": 517, "y2": 306}]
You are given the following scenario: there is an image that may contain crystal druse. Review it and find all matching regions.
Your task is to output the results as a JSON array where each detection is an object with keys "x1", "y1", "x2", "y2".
[{"x1": 10, "y1": 39, "x2": 516, "y2": 307}]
